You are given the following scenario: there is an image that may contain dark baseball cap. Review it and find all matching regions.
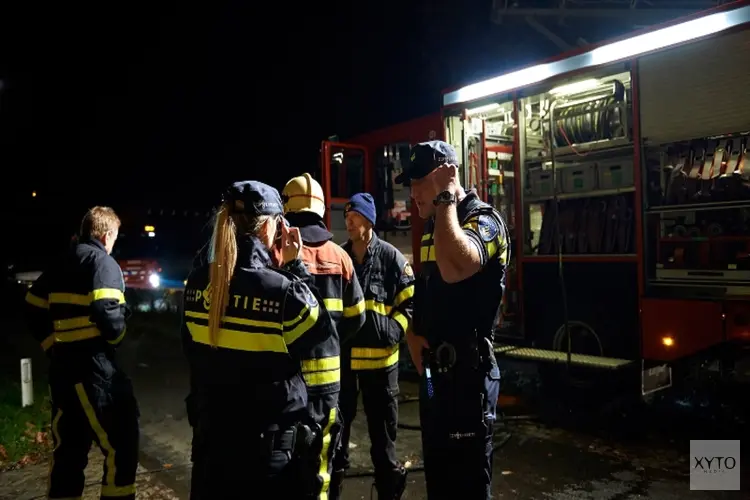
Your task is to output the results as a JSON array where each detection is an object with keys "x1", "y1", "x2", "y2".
[
  {"x1": 395, "y1": 141, "x2": 459, "y2": 185},
  {"x1": 222, "y1": 180, "x2": 284, "y2": 217}
]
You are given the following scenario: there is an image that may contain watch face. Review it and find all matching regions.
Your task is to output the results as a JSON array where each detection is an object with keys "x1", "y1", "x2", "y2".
[{"x1": 433, "y1": 191, "x2": 456, "y2": 206}]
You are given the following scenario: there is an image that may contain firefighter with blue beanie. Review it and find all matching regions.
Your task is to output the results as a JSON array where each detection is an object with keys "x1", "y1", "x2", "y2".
[
  {"x1": 399, "y1": 141, "x2": 510, "y2": 500},
  {"x1": 182, "y1": 180, "x2": 340, "y2": 498},
  {"x1": 331, "y1": 192, "x2": 416, "y2": 500}
]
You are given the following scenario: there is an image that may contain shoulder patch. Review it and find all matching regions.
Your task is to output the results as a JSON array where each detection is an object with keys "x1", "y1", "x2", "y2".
[
  {"x1": 302, "y1": 285, "x2": 318, "y2": 308},
  {"x1": 403, "y1": 263, "x2": 414, "y2": 277},
  {"x1": 477, "y1": 214, "x2": 500, "y2": 243}
]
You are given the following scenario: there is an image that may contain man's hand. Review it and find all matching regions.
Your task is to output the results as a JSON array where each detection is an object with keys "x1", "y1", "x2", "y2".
[
  {"x1": 431, "y1": 163, "x2": 459, "y2": 198},
  {"x1": 280, "y1": 222, "x2": 302, "y2": 265},
  {"x1": 406, "y1": 331, "x2": 429, "y2": 376}
]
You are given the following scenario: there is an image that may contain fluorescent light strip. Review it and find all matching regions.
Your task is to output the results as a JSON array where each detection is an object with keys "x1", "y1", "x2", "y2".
[{"x1": 443, "y1": 4, "x2": 750, "y2": 107}]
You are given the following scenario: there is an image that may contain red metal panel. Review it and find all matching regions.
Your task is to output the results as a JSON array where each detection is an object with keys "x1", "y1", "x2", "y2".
[
  {"x1": 724, "y1": 301, "x2": 750, "y2": 342},
  {"x1": 641, "y1": 298, "x2": 723, "y2": 361},
  {"x1": 347, "y1": 113, "x2": 442, "y2": 272}
]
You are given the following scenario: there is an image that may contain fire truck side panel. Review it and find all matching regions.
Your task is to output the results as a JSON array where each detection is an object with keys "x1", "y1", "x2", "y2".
[
  {"x1": 523, "y1": 262, "x2": 640, "y2": 362},
  {"x1": 641, "y1": 298, "x2": 723, "y2": 361},
  {"x1": 724, "y1": 301, "x2": 750, "y2": 342},
  {"x1": 638, "y1": 28, "x2": 750, "y2": 146}
]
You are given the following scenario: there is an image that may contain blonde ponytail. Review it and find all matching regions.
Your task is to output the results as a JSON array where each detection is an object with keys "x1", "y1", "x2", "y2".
[{"x1": 208, "y1": 204, "x2": 238, "y2": 347}]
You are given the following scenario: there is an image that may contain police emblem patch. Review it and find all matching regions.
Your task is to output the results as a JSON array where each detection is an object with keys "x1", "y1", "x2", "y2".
[
  {"x1": 302, "y1": 286, "x2": 318, "y2": 308},
  {"x1": 403, "y1": 263, "x2": 413, "y2": 277},
  {"x1": 477, "y1": 215, "x2": 500, "y2": 242}
]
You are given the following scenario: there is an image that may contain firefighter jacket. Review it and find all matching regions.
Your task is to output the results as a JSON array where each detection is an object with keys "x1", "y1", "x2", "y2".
[
  {"x1": 414, "y1": 191, "x2": 510, "y2": 348},
  {"x1": 275, "y1": 212, "x2": 366, "y2": 346},
  {"x1": 342, "y1": 234, "x2": 415, "y2": 371},
  {"x1": 182, "y1": 235, "x2": 340, "y2": 435},
  {"x1": 24, "y1": 238, "x2": 130, "y2": 380}
]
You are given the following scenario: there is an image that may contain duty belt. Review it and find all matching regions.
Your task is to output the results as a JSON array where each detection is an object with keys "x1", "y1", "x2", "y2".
[{"x1": 424, "y1": 342, "x2": 479, "y2": 373}]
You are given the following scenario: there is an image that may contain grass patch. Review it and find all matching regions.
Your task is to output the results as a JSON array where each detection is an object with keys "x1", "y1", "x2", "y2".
[{"x1": 0, "y1": 376, "x2": 52, "y2": 468}]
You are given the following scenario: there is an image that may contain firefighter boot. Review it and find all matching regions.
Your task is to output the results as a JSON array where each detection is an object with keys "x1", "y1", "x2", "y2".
[
  {"x1": 375, "y1": 466, "x2": 407, "y2": 499},
  {"x1": 328, "y1": 469, "x2": 345, "y2": 500}
]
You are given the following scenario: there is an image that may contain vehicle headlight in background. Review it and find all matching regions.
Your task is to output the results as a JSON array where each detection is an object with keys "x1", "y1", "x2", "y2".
[{"x1": 148, "y1": 273, "x2": 161, "y2": 288}]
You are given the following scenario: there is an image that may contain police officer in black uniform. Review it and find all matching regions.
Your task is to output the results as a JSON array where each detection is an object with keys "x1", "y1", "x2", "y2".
[
  {"x1": 399, "y1": 141, "x2": 509, "y2": 500},
  {"x1": 182, "y1": 181, "x2": 339, "y2": 499},
  {"x1": 25, "y1": 206, "x2": 139, "y2": 500}
]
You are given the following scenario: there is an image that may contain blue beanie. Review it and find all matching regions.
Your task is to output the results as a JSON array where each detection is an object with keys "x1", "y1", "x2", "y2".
[{"x1": 345, "y1": 193, "x2": 377, "y2": 226}]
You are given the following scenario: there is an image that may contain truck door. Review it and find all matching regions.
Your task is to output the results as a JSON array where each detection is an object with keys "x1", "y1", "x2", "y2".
[{"x1": 320, "y1": 141, "x2": 371, "y2": 243}]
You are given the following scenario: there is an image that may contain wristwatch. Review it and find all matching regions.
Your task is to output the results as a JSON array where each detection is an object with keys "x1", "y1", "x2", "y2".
[{"x1": 433, "y1": 191, "x2": 457, "y2": 206}]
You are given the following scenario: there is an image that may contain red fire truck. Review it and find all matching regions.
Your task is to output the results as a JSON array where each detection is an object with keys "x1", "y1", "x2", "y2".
[{"x1": 320, "y1": 0, "x2": 750, "y2": 395}]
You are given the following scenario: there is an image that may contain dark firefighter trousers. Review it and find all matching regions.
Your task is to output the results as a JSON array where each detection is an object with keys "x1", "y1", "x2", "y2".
[
  {"x1": 335, "y1": 362, "x2": 400, "y2": 483},
  {"x1": 48, "y1": 372, "x2": 140, "y2": 500},
  {"x1": 419, "y1": 363, "x2": 500, "y2": 500},
  {"x1": 189, "y1": 424, "x2": 336, "y2": 499}
]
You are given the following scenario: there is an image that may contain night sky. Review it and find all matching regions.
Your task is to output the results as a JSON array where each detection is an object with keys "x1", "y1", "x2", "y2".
[{"x1": 0, "y1": 0, "x2": 681, "y2": 269}]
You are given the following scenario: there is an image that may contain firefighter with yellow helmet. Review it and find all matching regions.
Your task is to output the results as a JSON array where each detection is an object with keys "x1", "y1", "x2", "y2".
[{"x1": 277, "y1": 173, "x2": 366, "y2": 499}]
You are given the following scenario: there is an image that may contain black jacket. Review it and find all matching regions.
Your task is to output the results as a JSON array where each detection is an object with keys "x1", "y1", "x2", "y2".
[
  {"x1": 343, "y1": 235, "x2": 415, "y2": 371},
  {"x1": 25, "y1": 238, "x2": 130, "y2": 381},
  {"x1": 182, "y1": 236, "x2": 339, "y2": 435}
]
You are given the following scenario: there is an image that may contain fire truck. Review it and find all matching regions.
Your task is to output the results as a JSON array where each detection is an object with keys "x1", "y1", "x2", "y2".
[{"x1": 320, "y1": 1, "x2": 750, "y2": 396}]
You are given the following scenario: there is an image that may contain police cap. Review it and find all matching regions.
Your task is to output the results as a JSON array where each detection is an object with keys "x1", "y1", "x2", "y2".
[
  {"x1": 222, "y1": 180, "x2": 284, "y2": 217},
  {"x1": 395, "y1": 141, "x2": 459, "y2": 185}
]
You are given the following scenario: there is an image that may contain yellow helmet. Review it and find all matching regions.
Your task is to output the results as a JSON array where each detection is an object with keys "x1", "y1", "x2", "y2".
[{"x1": 282, "y1": 173, "x2": 326, "y2": 218}]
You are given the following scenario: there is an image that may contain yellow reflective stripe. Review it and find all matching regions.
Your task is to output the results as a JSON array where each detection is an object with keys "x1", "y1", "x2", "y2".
[
  {"x1": 55, "y1": 327, "x2": 101, "y2": 343},
  {"x1": 302, "y1": 356, "x2": 340, "y2": 372},
  {"x1": 323, "y1": 298, "x2": 343, "y2": 312},
  {"x1": 108, "y1": 326, "x2": 127, "y2": 346},
  {"x1": 54, "y1": 316, "x2": 93, "y2": 331},
  {"x1": 49, "y1": 292, "x2": 92, "y2": 306},
  {"x1": 391, "y1": 311, "x2": 408, "y2": 333},
  {"x1": 92, "y1": 288, "x2": 125, "y2": 304},
  {"x1": 420, "y1": 245, "x2": 435, "y2": 263},
  {"x1": 392, "y1": 285, "x2": 414, "y2": 309},
  {"x1": 303, "y1": 369, "x2": 341, "y2": 387},
  {"x1": 421, "y1": 233, "x2": 432, "y2": 242},
  {"x1": 351, "y1": 346, "x2": 398, "y2": 359},
  {"x1": 350, "y1": 345, "x2": 400, "y2": 370},
  {"x1": 365, "y1": 300, "x2": 391, "y2": 316},
  {"x1": 25, "y1": 291, "x2": 49, "y2": 309},
  {"x1": 317, "y1": 407, "x2": 338, "y2": 498},
  {"x1": 75, "y1": 383, "x2": 117, "y2": 490},
  {"x1": 48, "y1": 290, "x2": 126, "y2": 306},
  {"x1": 186, "y1": 322, "x2": 287, "y2": 353},
  {"x1": 41, "y1": 334, "x2": 55, "y2": 351},
  {"x1": 302, "y1": 356, "x2": 340, "y2": 387},
  {"x1": 343, "y1": 299, "x2": 365, "y2": 318},
  {"x1": 462, "y1": 218, "x2": 479, "y2": 232},
  {"x1": 283, "y1": 304, "x2": 320, "y2": 345},
  {"x1": 101, "y1": 484, "x2": 136, "y2": 497},
  {"x1": 185, "y1": 310, "x2": 282, "y2": 330}
]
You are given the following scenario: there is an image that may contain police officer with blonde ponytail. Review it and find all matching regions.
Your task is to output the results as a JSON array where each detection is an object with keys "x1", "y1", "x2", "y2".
[{"x1": 182, "y1": 180, "x2": 339, "y2": 499}]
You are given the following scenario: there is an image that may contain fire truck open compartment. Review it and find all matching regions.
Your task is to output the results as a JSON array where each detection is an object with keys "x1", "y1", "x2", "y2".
[
  {"x1": 640, "y1": 25, "x2": 750, "y2": 365},
  {"x1": 438, "y1": 1, "x2": 750, "y2": 394},
  {"x1": 318, "y1": 1, "x2": 750, "y2": 392}
]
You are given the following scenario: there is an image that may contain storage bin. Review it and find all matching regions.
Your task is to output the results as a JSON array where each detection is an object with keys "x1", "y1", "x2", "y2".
[
  {"x1": 528, "y1": 168, "x2": 560, "y2": 198},
  {"x1": 561, "y1": 164, "x2": 597, "y2": 193},
  {"x1": 598, "y1": 159, "x2": 635, "y2": 189}
]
